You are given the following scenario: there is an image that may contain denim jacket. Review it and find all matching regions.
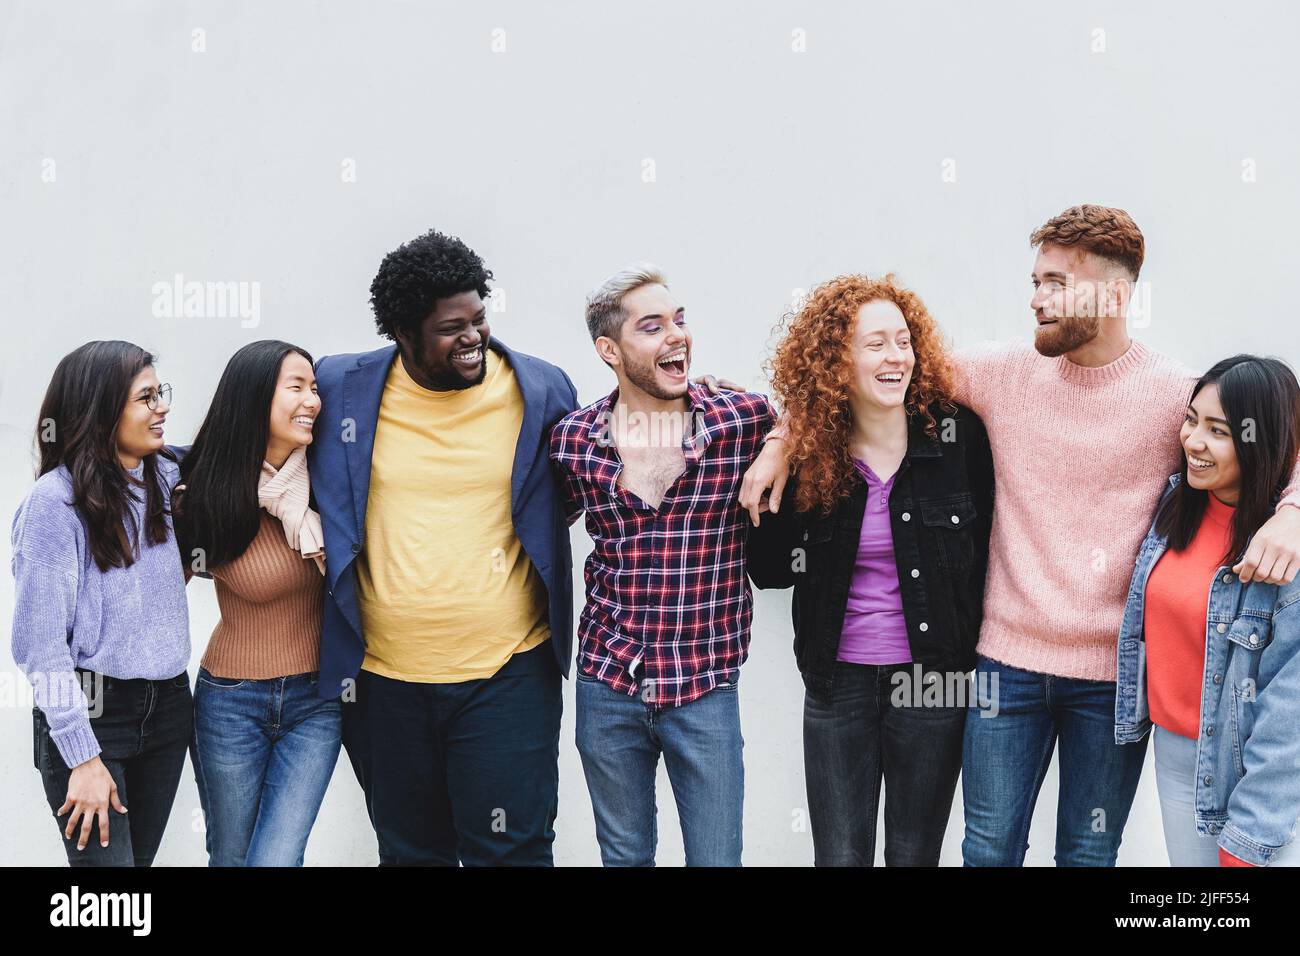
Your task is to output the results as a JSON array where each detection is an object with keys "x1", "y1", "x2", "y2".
[{"x1": 1115, "y1": 473, "x2": 1300, "y2": 865}]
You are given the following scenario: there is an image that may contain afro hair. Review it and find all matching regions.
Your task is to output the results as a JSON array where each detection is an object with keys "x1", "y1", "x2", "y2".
[{"x1": 368, "y1": 230, "x2": 494, "y2": 341}]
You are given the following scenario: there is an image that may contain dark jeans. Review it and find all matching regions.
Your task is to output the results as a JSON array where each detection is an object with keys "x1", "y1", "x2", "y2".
[
  {"x1": 803, "y1": 662, "x2": 967, "y2": 866},
  {"x1": 961, "y1": 654, "x2": 1149, "y2": 866},
  {"x1": 341, "y1": 642, "x2": 562, "y2": 866},
  {"x1": 33, "y1": 670, "x2": 193, "y2": 867}
]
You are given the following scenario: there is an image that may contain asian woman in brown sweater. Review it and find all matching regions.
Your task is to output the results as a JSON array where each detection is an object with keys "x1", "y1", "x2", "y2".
[{"x1": 172, "y1": 340, "x2": 339, "y2": 866}]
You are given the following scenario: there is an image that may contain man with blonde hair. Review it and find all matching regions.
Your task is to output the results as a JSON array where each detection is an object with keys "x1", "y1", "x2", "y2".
[{"x1": 550, "y1": 264, "x2": 776, "y2": 866}]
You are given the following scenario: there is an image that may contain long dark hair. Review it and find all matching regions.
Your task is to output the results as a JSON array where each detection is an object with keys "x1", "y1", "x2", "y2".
[
  {"x1": 1154, "y1": 355, "x2": 1300, "y2": 563},
  {"x1": 36, "y1": 340, "x2": 173, "y2": 571},
  {"x1": 173, "y1": 340, "x2": 314, "y2": 571}
]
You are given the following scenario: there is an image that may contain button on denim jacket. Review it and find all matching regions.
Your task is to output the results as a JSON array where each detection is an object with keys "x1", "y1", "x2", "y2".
[{"x1": 1115, "y1": 473, "x2": 1300, "y2": 865}]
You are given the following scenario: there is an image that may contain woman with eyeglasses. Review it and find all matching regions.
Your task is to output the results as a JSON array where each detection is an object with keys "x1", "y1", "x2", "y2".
[
  {"x1": 172, "y1": 340, "x2": 337, "y2": 866},
  {"x1": 11, "y1": 341, "x2": 191, "y2": 866}
]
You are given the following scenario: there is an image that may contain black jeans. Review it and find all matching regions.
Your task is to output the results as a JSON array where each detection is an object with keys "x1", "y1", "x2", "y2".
[
  {"x1": 803, "y1": 661, "x2": 966, "y2": 866},
  {"x1": 341, "y1": 643, "x2": 562, "y2": 866},
  {"x1": 33, "y1": 670, "x2": 193, "y2": 867}
]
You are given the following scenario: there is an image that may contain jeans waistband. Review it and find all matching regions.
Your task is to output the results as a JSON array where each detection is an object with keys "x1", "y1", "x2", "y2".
[
  {"x1": 198, "y1": 666, "x2": 320, "y2": 682},
  {"x1": 74, "y1": 667, "x2": 189, "y2": 692}
]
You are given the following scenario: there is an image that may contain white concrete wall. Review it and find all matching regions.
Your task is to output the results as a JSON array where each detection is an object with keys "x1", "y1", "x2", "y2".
[{"x1": 2, "y1": 0, "x2": 1296, "y2": 865}]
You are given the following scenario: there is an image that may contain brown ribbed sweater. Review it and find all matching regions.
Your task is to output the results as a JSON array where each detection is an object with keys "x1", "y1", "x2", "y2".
[{"x1": 200, "y1": 511, "x2": 325, "y2": 679}]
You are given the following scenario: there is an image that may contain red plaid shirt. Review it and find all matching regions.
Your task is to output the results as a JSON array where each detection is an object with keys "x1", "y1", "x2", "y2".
[{"x1": 549, "y1": 383, "x2": 775, "y2": 708}]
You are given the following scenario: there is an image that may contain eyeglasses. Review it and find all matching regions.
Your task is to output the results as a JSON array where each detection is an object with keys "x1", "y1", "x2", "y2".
[{"x1": 138, "y1": 384, "x2": 173, "y2": 411}]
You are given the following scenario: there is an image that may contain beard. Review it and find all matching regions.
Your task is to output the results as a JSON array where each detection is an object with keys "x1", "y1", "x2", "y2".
[
  {"x1": 1034, "y1": 313, "x2": 1101, "y2": 357},
  {"x1": 622, "y1": 350, "x2": 688, "y2": 401},
  {"x1": 411, "y1": 336, "x2": 488, "y2": 391}
]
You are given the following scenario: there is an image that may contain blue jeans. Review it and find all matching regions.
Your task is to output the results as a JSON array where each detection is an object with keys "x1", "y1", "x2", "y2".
[
  {"x1": 341, "y1": 643, "x2": 562, "y2": 866},
  {"x1": 191, "y1": 667, "x2": 342, "y2": 866},
  {"x1": 961, "y1": 654, "x2": 1148, "y2": 866},
  {"x1": 575, "y1": 672, "x2": 744, "y2": 866},
  {"x1": 1153, "y1": 725, "x2": 1299, "y2": 867}
]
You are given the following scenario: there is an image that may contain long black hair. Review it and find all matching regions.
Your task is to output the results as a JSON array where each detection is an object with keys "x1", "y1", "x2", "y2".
[
  {"x1": 173, "y1": 340, "x2": 314, "y2": 571},
  {"x1": 36, "y1": 340, "x2": 173, "y2": 571},
  {"x1": 1154, "y1": 355, "x2": 1300, "y2": 563}
]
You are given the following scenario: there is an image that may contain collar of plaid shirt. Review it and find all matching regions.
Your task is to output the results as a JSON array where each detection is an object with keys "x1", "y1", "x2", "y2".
[
  {"x1": 579, "y1": 381, "x2": 715, "y2": 497},
  {"x1": 560, "y1": 381, "x2": 773, "y2": 708}
]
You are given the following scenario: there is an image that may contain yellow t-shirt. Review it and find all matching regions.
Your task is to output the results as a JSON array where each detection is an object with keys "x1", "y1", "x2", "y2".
[{"x1": 356, "y1": 349, "x2": 550, "y2": 682}]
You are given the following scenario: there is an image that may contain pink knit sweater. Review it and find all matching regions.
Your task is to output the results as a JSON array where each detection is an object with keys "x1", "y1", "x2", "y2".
[{"x1": 952, "y1": 338, "x2": 1300, "y2": 681}]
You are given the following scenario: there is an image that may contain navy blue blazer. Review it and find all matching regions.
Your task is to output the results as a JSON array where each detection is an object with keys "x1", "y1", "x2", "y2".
[{"x1": 308, "y1": 338, "x2": 579, "y2": 698}]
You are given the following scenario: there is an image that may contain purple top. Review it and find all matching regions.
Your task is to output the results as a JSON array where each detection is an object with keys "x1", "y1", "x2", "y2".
[
  {"x1": 10, "y1": 459, "x2": 190, "y2": 768},
  {"x1": 836, "y1": 458, "x2": 913, "y2": 665}
]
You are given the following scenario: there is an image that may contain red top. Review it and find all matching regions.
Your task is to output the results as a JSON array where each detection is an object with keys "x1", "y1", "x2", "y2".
[{"x1": 1143, "y1": 492, "x2": 1236, "y2": 739}]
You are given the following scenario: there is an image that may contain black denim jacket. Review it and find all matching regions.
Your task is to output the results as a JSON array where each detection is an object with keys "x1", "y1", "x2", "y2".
[{"x1": 747, "y1": 401, "x2": 994, "y2": 698}]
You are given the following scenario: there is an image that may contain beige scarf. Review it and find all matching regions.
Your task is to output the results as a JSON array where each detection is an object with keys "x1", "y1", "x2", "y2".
[{"x1": 259, "y1": 446, "x2": 326, "y2": 575}]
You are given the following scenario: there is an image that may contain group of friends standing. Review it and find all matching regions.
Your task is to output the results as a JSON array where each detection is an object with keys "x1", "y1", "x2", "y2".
[{"x1": 12, "y1": 204, "x2": 1300, "y2": 867}]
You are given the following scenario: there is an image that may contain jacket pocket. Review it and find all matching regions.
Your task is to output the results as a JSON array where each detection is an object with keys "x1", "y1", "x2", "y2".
[
  {"x1": 791, "y1": 516, "x2": 835, "y2": 581},
  {"x1": 1225, "y1": 614, "x2": 1273, "y2": 653},
  {"x1": 197, "y1": 670, "x2": 247, "y2": 690},
  {"x1": 800, "y1": 516, "x2": 835, "y2": 546},
  {"x1": 1230, "y1": 682, "x2": 1256, "y2": 780},
  {"x1": 1225, "y1": 614, "x2": 1272, "y2": 778},
  {"x1": 920, "y1": 495, "x2": 978, "y2": 573}
]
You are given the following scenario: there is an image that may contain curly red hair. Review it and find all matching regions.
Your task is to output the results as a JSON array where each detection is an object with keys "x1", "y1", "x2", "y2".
[{"x1": 766, "y1": 274, "x2": 956, "y2": 515}]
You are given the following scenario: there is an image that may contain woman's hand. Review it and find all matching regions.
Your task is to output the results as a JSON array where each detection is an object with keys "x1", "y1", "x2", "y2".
[{"x1": 59, "y1": 755, "x2": 127, "y2": 851}]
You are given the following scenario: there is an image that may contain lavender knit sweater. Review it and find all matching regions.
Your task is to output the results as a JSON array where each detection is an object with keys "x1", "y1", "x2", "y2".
[{"x1": 10, "y1": 457, "x2": 190, "y2": 768}]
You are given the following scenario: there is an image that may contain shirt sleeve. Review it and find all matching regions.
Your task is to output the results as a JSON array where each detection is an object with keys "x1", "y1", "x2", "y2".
[
  {"x1": 750, "y1": 393, "x2": 778, "y2": 454},
  {"x1": 1275, "y1": 453, "x2": 1300, "y2": 513},
  {"x1": 548, "y1": 423, "x2": 584, "y2": 527},
  {"x1": 10, "y1": 502, "x2": 101, "y2": 768},
  {"x1": 1219, "y1": 594, "x2": 1300, "y2": 865},
  {"x1": 1219, "y1": 847, "x2": 1255, "y2": 867},
  {"x1": 1156, "y1": 360, "x2": 1200, "y2": 489},
  {"x1": 964, "y1": 409, "x2": 996, "y2": 625},
  {"x1": 746, "y1": 473, "x2": 803, "y2": 590},
  {"x1": 949, "y1": 342, "x2": 1024, "y2": 417}
]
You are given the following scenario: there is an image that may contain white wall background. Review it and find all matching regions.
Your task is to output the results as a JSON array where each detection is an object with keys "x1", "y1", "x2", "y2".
[{"x1": 2, "y1": 0, "x2": 1297, "y2": 866}]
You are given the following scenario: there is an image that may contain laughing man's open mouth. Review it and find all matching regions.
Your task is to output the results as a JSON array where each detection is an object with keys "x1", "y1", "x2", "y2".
[{"x1": 657, "y1": 348, "x2": 687, "y2": 376}]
